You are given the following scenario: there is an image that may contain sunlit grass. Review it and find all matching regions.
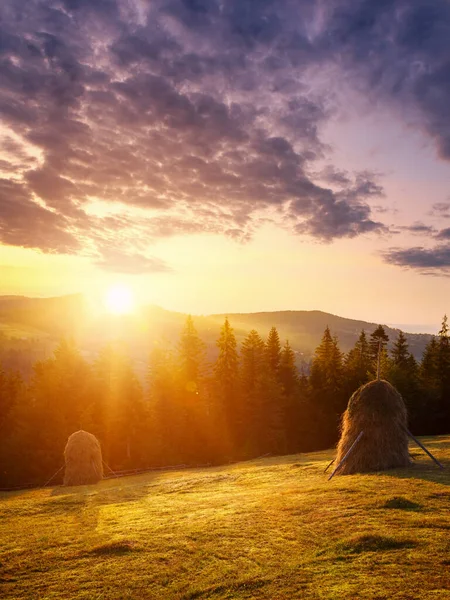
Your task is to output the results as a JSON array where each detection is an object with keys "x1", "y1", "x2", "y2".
[{"x1": 1, "y1": 437, "x2": 450, "y2": 599}]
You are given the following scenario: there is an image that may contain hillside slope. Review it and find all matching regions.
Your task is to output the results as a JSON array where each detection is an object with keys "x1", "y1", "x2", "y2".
[
  {"x1": 0, "y1": 295, "x2": 434, "y2": 362},
  {"x1": 1, "y1": 438, "x2": 449, "y2": 599}
]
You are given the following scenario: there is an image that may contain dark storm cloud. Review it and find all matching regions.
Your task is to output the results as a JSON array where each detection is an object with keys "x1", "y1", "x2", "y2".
[
  {"x1": 3, "y1": 0, "x2": 450, "y2": 271},
  {"x1": 383, "y1": 244, "x2": 450, "y2": 275}
]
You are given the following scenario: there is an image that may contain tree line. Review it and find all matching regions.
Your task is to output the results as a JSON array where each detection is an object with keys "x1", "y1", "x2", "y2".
[{"x1": 1, "y1": 315, "x2": 450, "y2": 488}]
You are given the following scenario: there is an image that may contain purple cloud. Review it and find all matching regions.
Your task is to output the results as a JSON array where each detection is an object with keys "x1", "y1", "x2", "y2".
[{"x1": 7, "y1": 0, "x2": 450, "y2": 271}]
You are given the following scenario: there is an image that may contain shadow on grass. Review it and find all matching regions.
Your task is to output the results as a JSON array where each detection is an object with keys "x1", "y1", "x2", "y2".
[
  {"x1": 383, "y1": 460, "x2": 450, "y2": 487},
  {"x1": 181, "y1": 576, "x2": 270, "y2": 599},
  {"x1": 83, "y1": 539, "x2": 139, "y2": 556},
  {"x1": 382, "y1": 496, "x2": 422, "y2": 510},
  {"x1": 336, "y1": 534, "x2": 418, "y2": 554}
]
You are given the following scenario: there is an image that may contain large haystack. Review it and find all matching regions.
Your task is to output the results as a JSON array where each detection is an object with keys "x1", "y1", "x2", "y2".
[
  {"x1": 335, "y1": 379, "x2": 411, "y2": 475},
  {"x1": 64, "y1": 430, "x2": 103, "y2": 486}
]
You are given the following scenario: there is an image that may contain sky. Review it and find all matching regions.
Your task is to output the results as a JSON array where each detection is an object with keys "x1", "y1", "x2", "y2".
[{"x1": 1, "y1": 0, "x2": 450, "y2": 331}]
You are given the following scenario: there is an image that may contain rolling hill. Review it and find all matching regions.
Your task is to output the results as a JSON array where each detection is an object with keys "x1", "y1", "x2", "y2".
[
  {"x1": 0, "y1": 295, "x2": 435, "y2": 372},
  {"x1": 1, "y1": 437, "x2": 449, "y2": 599}
]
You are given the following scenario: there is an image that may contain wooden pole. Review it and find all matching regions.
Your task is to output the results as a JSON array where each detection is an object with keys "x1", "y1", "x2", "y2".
[
  {"x1": 328, "y1": 431, "x2": 364, "y2": 481},
  {"x1": 401, "y1": 426, "x2": 444, "y2": 470},
  {"x1": 376, "y1": 339, "x2": 381, "y2": 381},
  {"x1": 324, "y1": 458, "x2": 335, "y2": 473}
]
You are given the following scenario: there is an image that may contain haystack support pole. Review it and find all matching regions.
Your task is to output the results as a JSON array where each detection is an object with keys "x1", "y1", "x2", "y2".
[
  {"x1": 376, "y1": 340, "x2": 381, "y2": 381},
  {"x1": 328, "y1": 431, "x2": 364, "y2": 481},
  {"x1": 324, "y1": 458, "x2": 335, "y2": 473},
  {"x1": 401, "y1": 426, "x2": 444, "y2": 470}
]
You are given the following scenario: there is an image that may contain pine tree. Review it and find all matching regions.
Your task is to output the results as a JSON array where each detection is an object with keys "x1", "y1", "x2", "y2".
[
  {"x1": 266, "y1": 327, "x2": 281, "y2": 377},
  {"x1": 176, "y1": 316, "x2": 209, "y2": 463},
  {"x1": 437, "y1": 315, "x2": 450, "y2": 431},
  {"x1": 309, "y1": 327, "x2": 345, "y2": 448},
  {"x1": 93, "y1": 344, "x2": 146, "y2": 470},
  {"x1": 421, "y1": 337, "x2": 439, "y2": 388},
  {"x1": 279, "y1": 340, "x2": 302, "y2": 453},
  {"x1": 419, "y1": 336, "x2": 440, "y2": 434},
  {"x1": 388, "y1": 331, "x2": 421, "y2": 431},
  {"x1": 178, "y1": 315, "x2": 206, "y2": 389},
  {"x1": 0, "y1": 366, "x2": 25, "y2": 487},
  {"x1": 213, "y1": 318, "x2": 240, "y2": 459},
  {"x1": 279, "y1": 341, "x2": 299, "y2": 398},
  {"x1": 240, "y1": 330, "x2": 284, "y2": 457},
  {"x1": 344, "y1": 329, "x2": 371, "y2": 394},
  {"x1": 391, "y1": 331, "x2": 409, "y2": 367},
  {"x1": 310, "y1": 328, "x2": 343, "y2": 399},
  {"x1": 16, "y1": 338, "x2": 92, "y2": 485},
  {"x1": 369, "y1": 325, "x2": 389, "y2": 362},
  {"x1": 240, "y1": 330, "x2": 266, "y2": 396},
  {"x1": 147, "y1": 344, "x2": 179, "y2": 465},
  {"x1": 368, "y1": 325, "x2": 390, "y2": 379}
]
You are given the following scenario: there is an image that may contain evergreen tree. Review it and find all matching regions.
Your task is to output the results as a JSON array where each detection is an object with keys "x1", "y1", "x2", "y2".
[
  {"x1": 279, "y1": 341, "x2": 299, "y2": 398},
  {"x1": 421, "y1": 337, "x2": 439, "y2": 389},
  {"x1": 388, "y1": 331, "x2": 421, "y2": 431},
  {"x1": 279, "y1": 340, "x2": 302, "y2": 453},
  {"x1": 178, "y1": 315, "x2": 206, "y2": 389},
  {"x1": 391, "y1": 331, "x2": 409, "y2": 367},
  {"x1": 92, "y1": 344, "x2": 147, "y2": 470},
  {"x1": 419, "y1": 336, "x2": 441, "y2": 434},
  {"x1": 240, "y1": 330, "x2": 266, "y2": 396},
  {"x1": 309, "y1": 327, "x2": 345, "y2": 447},
  {"x1": 240, "y1": 330, "x2": 284, "y2": 456},
  {"x1": 15, "y1": 339, "x2": 92, "y2": 485},
  {"x1": 437, "y1": 315, "x2": 450, "y2": 431},
  {"x1": 344, "y1": 329, "x2": 371, "y2": 394},
  {"x1": 176, "y1": 316, "x2": 209, "y2": 463},
  {"x1": 148, "y1": 344, "x2": 180, "y2": 465},
  {"x1": 0, "y1": 367, "x2": 25, "y2": 487},
  {"x1": 213, "y1": 318, "x2": 240, "y2": 458},
  {"x1": 369, "y1": 325, "x2": 390, "y2": 379},
  {"x1": 0, "y1": 365, "x2": 23, "y2": 433},
  {"x1": 266, "y1": 327, "x2": 281, "y2": 377},
  {"x1": 369, "y1": 325, "x2": 389, "y2": 362}
]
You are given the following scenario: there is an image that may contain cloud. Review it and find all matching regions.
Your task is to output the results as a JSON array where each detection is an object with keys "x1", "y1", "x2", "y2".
[
  {"x1": 429, "y1": 202, "x2": 450, "y2": 218},
  {"x1": 0, "y1": 178, "x2": 80, "y2": 253},
  {"x1": 393, "y1": 222, "x2": 437, "y2": 235},
  {"x1": 11, "y1": 0, "x2": 450, "y2": 268},
  {"x1": 436, "y1": 228, "x2": 450, "y2": 240},
  {"x1": 382, "y1": 244, "x2": 450, "y2": 275},
  {"x1": 94, "y1": 250, "x2": 171, "y2": 274},
  {"x1": 322, "y1": 0, "x2": 450, "y2": 159}
]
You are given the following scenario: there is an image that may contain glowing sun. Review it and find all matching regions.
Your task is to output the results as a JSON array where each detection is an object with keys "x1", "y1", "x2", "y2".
[{"x1": 104, "y1": 285, "x2": 135, "y2": 315}]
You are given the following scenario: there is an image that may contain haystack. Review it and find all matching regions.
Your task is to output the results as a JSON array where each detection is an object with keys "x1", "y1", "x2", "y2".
[
  {"x1": 334, "y1": 379, "x2": 411, "y2": 475},
  {"x1": 64, "y1": 430, "x2": 103, "y2": 486}
]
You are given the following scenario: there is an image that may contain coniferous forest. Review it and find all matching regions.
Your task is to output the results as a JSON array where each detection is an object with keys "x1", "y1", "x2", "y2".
[{"x1": 1, "y1": 315, "x2": 450, "y2": 489}]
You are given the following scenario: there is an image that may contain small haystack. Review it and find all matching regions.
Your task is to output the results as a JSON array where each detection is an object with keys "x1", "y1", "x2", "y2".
[
  {"x1": 64, "y1": 430, "x2": 103, "y2": 486},
  {"x1": 334, "y1": 379, "x2": 411, "y2": 475}
]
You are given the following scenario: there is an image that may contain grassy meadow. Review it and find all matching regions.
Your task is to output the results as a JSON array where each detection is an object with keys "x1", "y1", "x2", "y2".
[{"x1": 1, "y1": 437, "x2": 450, "y2": 599}]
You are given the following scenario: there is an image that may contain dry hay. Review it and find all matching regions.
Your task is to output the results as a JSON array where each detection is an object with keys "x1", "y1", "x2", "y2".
[
  {"x1": 64, "y1": 430, "x2": 103, "y2": 486},
  {"x1": 335, "y1": 379, "x2": 411, "y2": 475}
]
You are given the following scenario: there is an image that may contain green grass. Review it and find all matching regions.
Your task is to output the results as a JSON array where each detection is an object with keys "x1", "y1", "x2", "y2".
[{"x1": 2, "y1": 437, "x2": 450, "y2": 599}]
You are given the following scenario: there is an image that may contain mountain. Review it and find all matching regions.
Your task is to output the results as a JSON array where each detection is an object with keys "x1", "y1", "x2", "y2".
[{"x1": 0, "y1": 295, "x2": 435, "y2": 374}]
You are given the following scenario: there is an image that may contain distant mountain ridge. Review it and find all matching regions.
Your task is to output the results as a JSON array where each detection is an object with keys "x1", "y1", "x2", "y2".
[
  {"x1": 0, "y1": 295, "x2": 435, "y2": 363},
  {"x1": 206, "y1": 309, "x2": 433, "y2": 359}
]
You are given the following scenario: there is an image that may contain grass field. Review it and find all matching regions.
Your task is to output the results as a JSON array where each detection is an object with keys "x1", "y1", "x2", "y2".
[{"x1": 1, "y1": 437, "x2": 450, "y2": 599}]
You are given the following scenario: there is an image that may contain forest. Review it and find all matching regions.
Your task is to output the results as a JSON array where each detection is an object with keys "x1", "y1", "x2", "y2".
[{"x1": 1, "y1": 315, "x2": 450, "y2": 489}]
